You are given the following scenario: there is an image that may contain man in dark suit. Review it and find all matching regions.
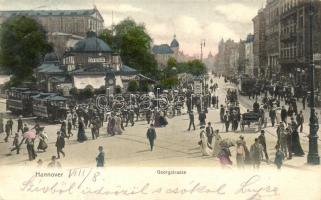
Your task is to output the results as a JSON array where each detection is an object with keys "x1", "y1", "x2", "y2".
[
  {"x1": 205, "y1": 122, "x2": 214, "y2": 144},
  {"x1": 55, "y1": 131, "x2": 65, "y2": 159},
  {"x1": 220, "y1": 105, "x2": 225, "y2": 122},
  {"x1": 281, "y1": 106, "x2": 288, "y2": 123},
  {"x1": 224, "y1": 111, "x2": 230, "y2": 132},
  {"x1": 269, "y1": 108, "x2": 276, "y2": 127},
  {"x1": 17, "y1": 116, "x2": 23, "y2": 133},
  {"x1": 147, "y1": 124, "x2": 157, "y2": 151},
  {"x1": 187, "y1": 111, "x2": 195, "y2": 131}
]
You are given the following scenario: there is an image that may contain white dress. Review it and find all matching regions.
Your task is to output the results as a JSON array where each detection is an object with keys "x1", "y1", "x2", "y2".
[
  {"x1": 212, "y1": 133, "x2": 222, "y2": 157},
  {"x1": 200, "y1": 131, "x2": 211, "y2": 156},
  {"x1": 114, "y1": 116, "x2": 123, "y2": 134}
]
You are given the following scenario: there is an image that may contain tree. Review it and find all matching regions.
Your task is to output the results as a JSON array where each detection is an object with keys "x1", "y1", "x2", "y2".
[
  {"x1": 99, "y1": 18, "x2": 158, "y2": 78},
  {"x1": 167, "y1": 57, "x2": 177, "y2": 69},
  {"x1": 82, "y1": 85, "x2": 94, "y2": 99},
  {"x1": 0, "y1": 16, "x2": 52, "y2": 85},
  {"x1": 127, "y1": 80, "x2": 139, "y2": 92},
  {"x1": 160, "y1": 76, "x2": 179, "y2": 89},
  {"x1": 69, "y1": 87, "x2": 79, "y2": 96}
]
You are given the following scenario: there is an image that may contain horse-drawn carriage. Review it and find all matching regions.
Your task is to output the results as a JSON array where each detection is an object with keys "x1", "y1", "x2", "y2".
[{"x1": 240, "y1": 111, "x2": 262, "y2": 132}]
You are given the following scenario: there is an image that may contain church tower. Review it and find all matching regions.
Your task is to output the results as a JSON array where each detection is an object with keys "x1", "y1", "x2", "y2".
[{"x1": 170, "y1": 34, "x2": 179, "y2": 57}]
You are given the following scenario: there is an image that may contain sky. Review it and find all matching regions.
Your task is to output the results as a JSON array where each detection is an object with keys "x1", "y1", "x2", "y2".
[{"x1": 0, "y1": 0, "x2": 265, "y2": 57}]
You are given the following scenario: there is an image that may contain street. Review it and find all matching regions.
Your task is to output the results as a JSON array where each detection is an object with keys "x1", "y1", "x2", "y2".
[{"x1": 0, "y1": 76, "x2": 320, "y2": 170}]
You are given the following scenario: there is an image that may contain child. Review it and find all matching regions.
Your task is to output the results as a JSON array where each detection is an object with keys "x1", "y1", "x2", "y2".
[{"x1": 11, "y1": 133, "x2": 20, "y2": 154}]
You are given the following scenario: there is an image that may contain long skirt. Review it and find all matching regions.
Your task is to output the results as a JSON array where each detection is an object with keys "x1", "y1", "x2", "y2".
[
  {"x1": 77, "y1": 129, "x2": 88, "y2": 142},
  {"x1": 114, "y1": 121, "x2": 122, "y2": 134},
  {"x1": 219, "y1": 155, "x2": 232, "y2": 166},
  {"x1": 292, "y1": 131, "x2": 304, "y2": 156},
  {"x1": 212, "y1": 138, "x2": 221, "y2": 157},
  {"x1": 37, "y1": 140, "x2": 48, "y2": 151}
]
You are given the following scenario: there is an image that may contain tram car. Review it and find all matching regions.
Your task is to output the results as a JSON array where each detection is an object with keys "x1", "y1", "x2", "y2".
[
  {"x1": 32, "y1": 93, "x2": 68, "y2": 122},
  {"x1": 6, "y1": 88, "x2": 39, "y2": 116},
  {"x1": 238, "y1": 76, "x2": 256, "y2": 95}
]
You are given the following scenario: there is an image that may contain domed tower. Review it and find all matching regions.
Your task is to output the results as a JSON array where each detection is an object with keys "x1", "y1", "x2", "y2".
[
  {"x1": 170, "y1": 34, "x2": 179, "y2": 56},
  {"x1": 44, "y1": 52, "x2": 60, "y2": 65}
]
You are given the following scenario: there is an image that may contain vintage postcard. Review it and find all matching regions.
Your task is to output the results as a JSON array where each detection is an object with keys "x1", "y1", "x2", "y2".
[{"x1": 0, "y1": 0, "x2": 321, "y2": 199}]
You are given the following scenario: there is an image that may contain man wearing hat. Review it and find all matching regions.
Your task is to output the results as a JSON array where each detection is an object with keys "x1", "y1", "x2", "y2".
[
  {"x1": 187, "y1": 111, "x2": 195, "y2": 131},
  {"x1": 269, "y1": 107, "x2": 276, "y2": 127},
  {"x1": 10, "y1": 133, "x2": 20, "y2": 154},
  {"x1": 206, "y1": 122, "x2": 214, "y2": 145},
  {"x1": 223, "y1": 111, "x2": 230, "y2": 132},
  {"x1": 55, "y1": 131, "x2": 65, "y2": 159},
  {"x1": 96, "y1": 146, "x2": 105, "y2": 167},
  {"x1": 258, "y1": 130, "x2": 269, "y2": 162},
  {"x1": 6, "y1": 118, "x2": 13, "y2": 135},
  {"x1": 17, "y1": 116, "x2": 22, "y2": 133}
]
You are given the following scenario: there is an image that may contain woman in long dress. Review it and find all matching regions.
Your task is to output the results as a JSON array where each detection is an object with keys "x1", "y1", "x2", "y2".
[
  {"x1": 291, "y1": 129, "x2": 305, "y2": 156},
  {"x1": 200, "y1": 130, "x2": 211, "y2": 156},
  {"x1": 212, "y1": 130, "x2": 222, "y2": 157},
  {"x1": 37, "y1": 128, "x2": 48, "y2": 152},
  {"x1": 77, "y1": 118, "x2": 87, "y2": 142},
  {"x1": 114, "y1": 114, "x2": 123, "y2": 135}
]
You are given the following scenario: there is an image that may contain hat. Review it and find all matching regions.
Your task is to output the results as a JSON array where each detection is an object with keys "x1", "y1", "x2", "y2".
[
  {"x1": 98, "y1": 146, "x2": 103, "y2": 150},
  {"x1": 261, "y1": 130, "x2": 265, "y2": 134},
  {"x1": 239, "y1": 135, "x2": 244, "y2": 140}
]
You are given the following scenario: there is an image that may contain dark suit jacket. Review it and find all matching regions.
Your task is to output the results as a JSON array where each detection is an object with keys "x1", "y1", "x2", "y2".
[
  {"x1": 147, "y1": 128, "x2": 156, "y2": 140},
  {"x1": 56, "y1": 136, "x2": 65, "y2": 149}
]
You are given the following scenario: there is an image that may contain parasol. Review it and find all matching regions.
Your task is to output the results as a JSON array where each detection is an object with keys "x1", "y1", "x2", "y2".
[{"x1": 23, "y1": 130, "x2": 36, "y2": 139}]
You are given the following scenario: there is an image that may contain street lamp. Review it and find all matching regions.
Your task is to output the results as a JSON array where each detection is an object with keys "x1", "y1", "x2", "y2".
[
  {"x1": 307, "y1": 0, "x2": 320, "y2": 165},
  {"x1": 156, "y1": 88, "x2": 160, "y2": 111}
]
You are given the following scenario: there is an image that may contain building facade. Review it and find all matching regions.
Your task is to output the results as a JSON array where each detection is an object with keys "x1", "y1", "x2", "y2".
[
  {"x1": 0, "y1": 7, "x2": 104, "y2": 58},
  {"x1": 279, "y1": 0, "x2": 321, "y2": 87},
  {"x1": 35, "y1": 31, "x2": 142, "y2": 93},
  {"x1": 253, "y1": 9, "x2": 267, "y2": 77},
  {"x1": 245, "y1": 34, "x2": 255, "y2": 76},
  {"x1": 0, "y1": 7, "x2": 104, "y2": 36},
  {"x1": 265, "y1": 0, "x2": 281, "y2": 78},
  {"x1": 214, "y1": 39, "x2": 239, "y2": 76}
]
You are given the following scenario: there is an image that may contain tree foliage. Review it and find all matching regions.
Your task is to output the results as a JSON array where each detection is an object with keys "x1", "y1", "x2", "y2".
[
  {"x1": 99, "y1": 18, "x2": 158, "y2": 78},
  {"x1": 127, "y1": 80, "x2": 139, "y2": 92},
  {"x1": 82, "y1": 85, "x2": 94, "y2": 99},
  {"x1": 176, "y1": 59, "x2": 206, "y2": 76},
  {"x1": 0, "y1": 16, "x2": 52, "y2": 84},
  {"x1": 160, "y1": 76, "x2": 179, "y2": 89}
]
